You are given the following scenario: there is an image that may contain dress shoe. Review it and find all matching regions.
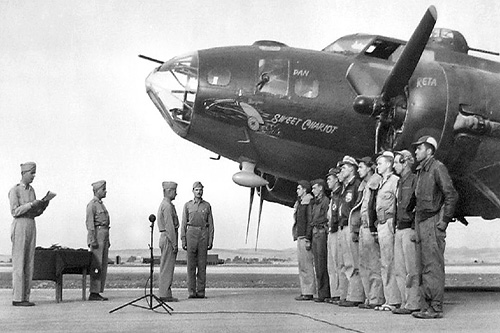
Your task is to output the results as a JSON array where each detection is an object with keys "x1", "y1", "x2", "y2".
[
  {"x1": 188, "y1": 294, "x2": 197, "y2": 299},
  {"x1": 393, "y1": 308, "x2": 419, "y2": 315},
  {"x1": 412, "y1": 308, "x2": 443, "y2": 319},
  {"x1": 358, "y1": 303, "x2": 380, "y2": 309},
  {"x1": 88, "y1": 293, "x2": 108, "y2": 301},
  {"x1": 295, "y1": 295, "x2": 313, "y2": 301},
  {"x1": 314, "y1": 297, "x2": 327, "y2": 303},
  {"x1": 338, "y1": 300, "x2": 362, "y2": 307},
  {"x1": 159, "y1": 296, "x2": 179, "y2": 302},
  {"x1": 12, "y1": 301, "x2": 35, "y2": 307}
]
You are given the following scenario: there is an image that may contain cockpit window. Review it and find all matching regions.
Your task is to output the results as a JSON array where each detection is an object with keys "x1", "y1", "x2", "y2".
[
  {"x1": 256, "y1": 59, "x2": 289, "y2": 96},
  {"x1": 364, "y1": 39, "x2": 403, "y2": 61},
  {"x1": 207, "y1": 68, "x2": 231, "y2": 86},
  {"x1": 322, "y1": 36, "x2": 372, "y2": 55}
]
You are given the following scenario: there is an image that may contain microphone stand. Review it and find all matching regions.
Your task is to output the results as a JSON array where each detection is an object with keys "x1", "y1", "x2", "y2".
[{"x1": 110, "y1": 214, "x2": 173, "y2": 314}]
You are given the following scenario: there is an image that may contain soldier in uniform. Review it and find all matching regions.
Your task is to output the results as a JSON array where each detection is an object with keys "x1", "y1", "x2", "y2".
[
  {"x1": 411, "y1": 136, "x2": 458, "y2": 319},
  {"x1": 374, "y1": 151, "x2": 401, "y2": 311},
  {"x1": 86, "y1": 180, "x2": 110, "y2": 301},
  {"x1": 292, "y1": 180, "x2": 316, "y2": 301},
  {"x1": 9, "y1": 162, "x2": 49, "y2": 306},
  {"x1": 157, "y1": 181, "x2": 180, "y2": 302},
  {"x1": 392, "y1": 150, "x2": 421, "y2": 315},
  {"x1": 310, "y1": 179, "x2": 331, "y2": 302},
  {"x1": 181, "y1": 181, "x2": 215, "y2": 299},
  {"x1": 325, "y1": 167, "x2": 345, "y2": 304},
  {"x1": 337, "y1": 156, "x2": 365, "y2": 307},
  {"x1": 355, "y1": 157, "x2": 385, "y2": 309}
]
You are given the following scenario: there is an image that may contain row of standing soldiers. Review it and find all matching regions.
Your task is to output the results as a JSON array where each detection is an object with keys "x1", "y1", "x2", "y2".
[{"x1": 292, "y1": 136, "x2": 458, "y2": 319}]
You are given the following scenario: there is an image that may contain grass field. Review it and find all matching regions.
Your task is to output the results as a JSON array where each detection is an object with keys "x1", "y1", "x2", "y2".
[{"x1": 1, "y1": 271, "x2": 500, "y2": 289}]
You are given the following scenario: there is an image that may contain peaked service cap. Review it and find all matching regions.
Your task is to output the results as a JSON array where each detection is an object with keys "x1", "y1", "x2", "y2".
[
  {"x1": 395, "y1": 150, "x2": 415, "y2": 164},
  {"x1": 412, "y1": 135, "x2": 438, "y2": 150},
  {"x1": 338, "y1": 155, "x2": 358, "y2": 168}
]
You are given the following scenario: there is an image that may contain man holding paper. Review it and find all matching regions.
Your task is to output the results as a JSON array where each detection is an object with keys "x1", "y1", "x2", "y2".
[{"x1": 8, "y1": 162, "x2": 53, "y2": 306}]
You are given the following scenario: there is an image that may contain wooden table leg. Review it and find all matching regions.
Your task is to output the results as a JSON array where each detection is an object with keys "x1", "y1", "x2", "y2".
[
  {"x1": 82, "y1": 268, "x2": 87, "y2": 301},
  {"x1": 56, "y1": 275, "x2": 63, "y2": 303}
]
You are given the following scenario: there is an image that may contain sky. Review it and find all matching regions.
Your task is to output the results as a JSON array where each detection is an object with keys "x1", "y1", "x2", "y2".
[{"x1": 1, "y1": 0, "x2": 500, "y2": 255}]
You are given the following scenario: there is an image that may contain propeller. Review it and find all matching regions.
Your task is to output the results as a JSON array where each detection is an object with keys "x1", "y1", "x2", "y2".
[
  {"x1": 245, "y1": 187, "x2": 255, "y2": 244},
  {"x1": 245, "y1": 186, "x2": 265, "y2": 250},
  {"x1": 255, "y1": 187, "x2": 265, "y2": 251},
  {"x1": 347, "y1": 6, "x2": 437, "y2": 152}
]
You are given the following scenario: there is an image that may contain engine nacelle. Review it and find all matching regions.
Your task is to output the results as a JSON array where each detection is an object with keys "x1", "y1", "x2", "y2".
[{"x1": 258, "y1": 174, "x2": 297, "y2": 208}]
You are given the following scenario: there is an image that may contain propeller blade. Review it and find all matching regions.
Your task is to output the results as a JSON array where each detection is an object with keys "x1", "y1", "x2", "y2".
[
  {"x1": 381, "y1": 6, "x2": 437, "y2": 102},
  {"x1": 246, "y1": 187, "x2": 255, "y2": 244},
  {"x1": 255, "y1": 186, "x2": 265, "y2": 251}
]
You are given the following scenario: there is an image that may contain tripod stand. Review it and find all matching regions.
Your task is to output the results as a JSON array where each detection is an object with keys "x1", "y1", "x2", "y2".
[{"x1": 110, "y1": 214, "x2": 173, "y2": 314}]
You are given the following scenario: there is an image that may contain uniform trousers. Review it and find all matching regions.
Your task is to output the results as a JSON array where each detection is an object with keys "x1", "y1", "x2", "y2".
[
  {"x1": 159, "y1": 232, "x2": 177, "y2": 298},
  {"x1": 416, "y1": 213, "x2": 446, "y2": 312},
  {"x1": 296, "y1": 237, "x2": 316, "y2": 296},
  {"x1": 338, "y1": 227, "x2": 364, "y2": 302},
  {"x1": 394, "y1": 227, "x2": 420, "y2": 310},
  {"x1": 377, "y1": 218, "x2": 401, "y2": 305},
  {"x1": 312, "y1": 226, "x2": 330, "y2": 299},
  {"x1": 359, "y1": 226, "x2": 384, "y2": 305},
  {"x1": 327, "y1": 231, "x2": 346, "y2": 298},
  {"x1": 186, "y1": 226, "x2": 208, "y2": 297},
  {"x1": 11, "y1": 218, "x2": 36, "y2": 302},
  {"x1": 90, "y1": 228, "x2": 109, "y2": 294}
]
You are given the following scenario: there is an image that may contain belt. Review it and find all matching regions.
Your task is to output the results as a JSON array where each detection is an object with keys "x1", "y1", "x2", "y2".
[
  {"x1": 187, "y1": 225, "x2": 208, "y2": 229},
  {"x1": 95, "y1": 225, "x2": 109, "y2": 229}
]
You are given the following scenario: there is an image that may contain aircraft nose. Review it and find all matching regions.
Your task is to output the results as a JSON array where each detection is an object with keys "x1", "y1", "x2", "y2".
[{"x1": 145, "y1": 52, "x2": 199, "y2": 137}]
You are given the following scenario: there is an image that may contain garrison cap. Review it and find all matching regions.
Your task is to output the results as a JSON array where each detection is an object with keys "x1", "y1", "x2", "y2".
[
  {"x1": 376, "y1": 150, "x2": 395, "y2": 162},
  {"x1": 311, "y1": 178, "x2": 326, "y2": 190},
  {"x1": 338, "y1": 155, "x2": 358, "y2": 168},
  {"x1": 297, "y1": 180, "x2": 312, "y2": 193},
  {"x1": 20, "y1": 162, "x2": 36, "y2": 173},
  {"x1": 192, "y1": 181, "x2": 204, "y2": 189},
  {"x1": 412, "y1": 135, "x2": 438, "y2": 151},
  {"x1": 357, "y1": 156, "x2": 374, "y2": 167},
  {"x1": 162, "y1": 181, "x2": 177, "y2": 190},
  {"x1": 326, "y1": 167, "x2": 341, "y2": 177},
  {"x1": 92, "y1": 180, "x2": 106, "y2": 191},
  {"x1": 395, "y1": 150, "x2": 415, "y2": 164}
]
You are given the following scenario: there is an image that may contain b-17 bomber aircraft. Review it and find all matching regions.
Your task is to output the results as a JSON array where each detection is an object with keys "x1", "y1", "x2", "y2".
[{"x1": 142, "y1": 6, "x2": 500, "y2": 246}]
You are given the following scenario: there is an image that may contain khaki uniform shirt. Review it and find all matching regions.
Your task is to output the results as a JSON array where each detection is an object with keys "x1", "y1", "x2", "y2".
[
  {"x1": 376, "y1": 173, "x2": 399, "y2": 223},
  {"x1": 86, "y1": 196, "x2": 110, "y2": 246},
  {"x1": 157, "y1": 198, "x2": 179, "y2": 248},
  {"x1": 8, "y1": 182, "x2": 36, "y2": 219},
  {"x1": 181, "y1": 198, "x2": 214, "y2": 247}
]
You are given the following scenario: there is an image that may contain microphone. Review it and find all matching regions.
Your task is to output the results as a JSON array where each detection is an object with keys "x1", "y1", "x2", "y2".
[{"x1": 149, "y1": 214, "x2": 156, "y2": 222}]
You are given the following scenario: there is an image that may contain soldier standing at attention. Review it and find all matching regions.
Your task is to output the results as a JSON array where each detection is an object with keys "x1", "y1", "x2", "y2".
[
  {"x1": 392, "y1": 150, "x2": 421, "y2": 315},
  {"x1": 355, "y1": 157, "x2": 385, "y2": 309},
  {"x1": 292, "y1": 180, "x2": 316, "y2": 301},
  {"x1": 86, "y1": 180, "x2": 110, "y2": 301},
  {"x1": 411, "y1": 136, "x2": 458, "y2": 319},
  {"x1": 310, "y1": 179, "x2": 331, "y2": 302},
  {"x1": 374, "y1": 151, "x2": 401, "y2": 312},
  {"x1": 325, "y1": 167, "x2": 344, "y2": 304},
  {"x1": 337, "y1": 156, "x2": 365, "y2": 307},
  {"x1": 181, "y1": 181, "x2": 214, "y2": 299},
  {"x1": 157, "y1": 181, "x2": 180, "y2": 302},
  {"x1": 9, "y1": 162, "x2": 49, "y2": 306}
]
